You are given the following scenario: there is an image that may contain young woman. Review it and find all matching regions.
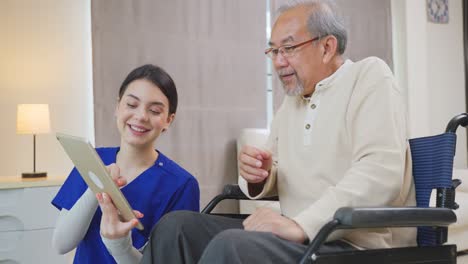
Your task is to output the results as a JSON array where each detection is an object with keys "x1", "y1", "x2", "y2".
[{"x1": 51, "y1": 64, "x2": 200, "y2": 263}]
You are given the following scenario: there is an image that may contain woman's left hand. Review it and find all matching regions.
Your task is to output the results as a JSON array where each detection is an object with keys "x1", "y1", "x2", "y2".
[{"x1": 97, "y1": 193, "x2": 143, "y2": 239}]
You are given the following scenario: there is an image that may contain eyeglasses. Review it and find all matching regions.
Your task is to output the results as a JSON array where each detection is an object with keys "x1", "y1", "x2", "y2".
[{"x1": 264, "y1": 36, "x2": 320, "y2": 59}]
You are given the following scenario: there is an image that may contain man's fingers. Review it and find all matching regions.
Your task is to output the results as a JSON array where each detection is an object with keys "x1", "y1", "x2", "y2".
[
  {"x1": 243, "y1": 208, "x2": 262, "y2": 229},
  {"x1": 260, "y1": 151, "x2": 272, "y2": 160},
  {"x1": 239, "y1": 163, "x2": 268, "y2": 180},
  {"x1": 240, "y1": 145, "x2": 262, "y2": 157},
  {"x1": 241, "y1": 145, "x2": 271, "y2": 159},
  {"x1": 240, "y1": 170, "x2": 267, "y2": 183},
  {"x1": 239, "y1": 145, "x2": 273, "y2": 171},
  {"x1": 243, "y1": 216, "x2": 263, "y2": 231},
  {"x1": 239, "y1": 150, "x2": 270, "y2": 182},
  {"x1": 243, "y1": 208, "x2": 275, "y2": 230},
  {"x1": 239, "y1": 153, "x2": 263, "y2": 168},
  {"x1": 240, "y1": 163, "x2": 269, "y2": 177},
  {"x1": 243, "y1": 214, "x2": 254, "y2": 229}
]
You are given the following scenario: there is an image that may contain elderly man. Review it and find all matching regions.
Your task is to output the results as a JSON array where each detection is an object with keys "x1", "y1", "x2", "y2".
[{"x1": 99, "y1": 0, "x2": 416, "y2": 263}]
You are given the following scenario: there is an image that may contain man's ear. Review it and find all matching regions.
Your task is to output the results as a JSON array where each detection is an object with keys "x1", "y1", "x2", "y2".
[{"x1": 322, "y1": 35, "x2": 338, "y2": 63}]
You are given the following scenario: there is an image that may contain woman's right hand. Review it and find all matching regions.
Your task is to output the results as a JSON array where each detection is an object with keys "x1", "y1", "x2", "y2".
[
  {"x1": 97, "y1": 192, "x2": 143, "y2": 239},
  {"x1": 98, "y1": 163, "x2": 142, "y2": 239},
  {"x1": 107, "y1": 163, "x2": 127, "y2": 188}
]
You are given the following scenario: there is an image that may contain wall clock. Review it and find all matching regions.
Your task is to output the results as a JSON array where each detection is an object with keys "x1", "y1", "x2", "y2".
[{"x1": 427, "y1": 0, "x2": 449, "y2": 24}]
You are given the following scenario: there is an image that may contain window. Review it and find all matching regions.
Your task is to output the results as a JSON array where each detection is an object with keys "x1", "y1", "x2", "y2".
[{"x1": 266, "y1": 0, "x2": 274, "y2": 127}]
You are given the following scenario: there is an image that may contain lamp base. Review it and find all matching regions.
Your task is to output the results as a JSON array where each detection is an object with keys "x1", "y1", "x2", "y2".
[{"x1": 22, "y1": 172, "x2": 47, "y2": 178}]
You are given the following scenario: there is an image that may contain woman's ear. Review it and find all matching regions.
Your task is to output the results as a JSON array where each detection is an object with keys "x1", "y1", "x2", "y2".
[
  {"x1": 114, "y1": 103, "x2": 120, "y2": 118},
  {"x1": 162, "y1": 113, "x2": 176, "y2": 132}
]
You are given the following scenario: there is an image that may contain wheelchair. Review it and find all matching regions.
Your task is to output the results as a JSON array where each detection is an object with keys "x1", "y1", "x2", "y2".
[{"x1": 202, "y1": 113, "x2": 468, "y2": 264}]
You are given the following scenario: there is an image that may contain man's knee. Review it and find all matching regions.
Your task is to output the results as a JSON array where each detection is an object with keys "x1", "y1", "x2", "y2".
[
  {"x1": 199, "y1": 229, "x2": 248, "y2": 263},
  {"x1": 151, "y1": 210, "x2": 201, "y2": 240},
  {"x1": 206, "y1": 229, "x2": 246, "y2": 251}
]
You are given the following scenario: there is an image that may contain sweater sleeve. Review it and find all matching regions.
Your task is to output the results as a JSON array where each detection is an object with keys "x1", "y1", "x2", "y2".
[
  {"x1": 101, "y1": 233, "x2": 142, "y2": 264},
  {"x1": 52, "y1": 188, "x2": 98, "y2": 254}
]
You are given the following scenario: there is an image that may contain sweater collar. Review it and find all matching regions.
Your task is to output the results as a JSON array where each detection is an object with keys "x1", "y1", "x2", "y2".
[
  {"x1": 315, "y1": 59, "x2": 353, "y2": 92},
  {"x1": 299, "y1": 59, "x2": 353, "y2": 102}
]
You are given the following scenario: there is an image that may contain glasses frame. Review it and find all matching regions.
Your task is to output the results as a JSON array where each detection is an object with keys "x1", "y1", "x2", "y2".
[{"x1": 264, "y1": 36, "x2": 321, "y2": 59}]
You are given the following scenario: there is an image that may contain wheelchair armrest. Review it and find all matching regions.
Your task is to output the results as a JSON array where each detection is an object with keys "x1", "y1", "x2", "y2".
[
  {"x1": 202, "y1": 184, "x2": 279, "y2": 214},
  {"x1": 221, "y1": 184, "x2": 279, "y2": 200},
  {"x1": 300, "y1": 207, "x2": 457, "y2": 264},
  {"x1": 334, "y1": 207, "x2": 457, "y2": 228},
  {"x1": 221, "y1": 184, "x2": 249, "y2": 198}
]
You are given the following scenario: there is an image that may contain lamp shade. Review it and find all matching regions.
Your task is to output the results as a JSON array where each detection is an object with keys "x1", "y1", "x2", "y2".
[{"x1": 17, "y1": 104, "x2": 51, "y2": 134}]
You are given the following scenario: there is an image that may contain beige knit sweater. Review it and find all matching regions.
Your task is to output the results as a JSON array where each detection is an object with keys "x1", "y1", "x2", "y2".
[{"x1": 240, "y1": 57, "x2": 417, "y2": 249}]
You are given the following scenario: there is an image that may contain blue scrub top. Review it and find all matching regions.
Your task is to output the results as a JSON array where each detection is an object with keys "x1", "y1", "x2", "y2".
[{"x1": 52, "y1": 147, "x2": 200, "y2": 264}]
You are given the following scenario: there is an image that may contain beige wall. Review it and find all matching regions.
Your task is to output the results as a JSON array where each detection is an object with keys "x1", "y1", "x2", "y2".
[
  {"x1": 392, "y1": 0, "x2": 467, "y2": 168},
  {"x1": 0, "y1": 0, "x2": 94, "y2": 178}
]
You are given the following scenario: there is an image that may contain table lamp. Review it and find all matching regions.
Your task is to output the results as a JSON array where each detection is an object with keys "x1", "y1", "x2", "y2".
[{"x1": 16, "y1": 104, "x2": 50, "y2": 178}]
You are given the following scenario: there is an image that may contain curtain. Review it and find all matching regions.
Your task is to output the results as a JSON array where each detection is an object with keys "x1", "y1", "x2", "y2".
[
  {"x1": 271, "y1": 0, "x2": 393, "y2": 111},
  {"x1": 92, "y1": 0, "x2": 267, "y2": 211}
]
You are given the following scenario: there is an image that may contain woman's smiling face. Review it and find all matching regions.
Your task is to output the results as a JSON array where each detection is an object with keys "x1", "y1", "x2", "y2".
[{"x1": 115, "y1": 78, "x2": 174, "y2": 149}]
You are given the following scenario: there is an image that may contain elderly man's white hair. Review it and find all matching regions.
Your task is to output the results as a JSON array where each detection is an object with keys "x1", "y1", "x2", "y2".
[{"x1": 276, "y1": 0, "x2": 347, "y2": 54}]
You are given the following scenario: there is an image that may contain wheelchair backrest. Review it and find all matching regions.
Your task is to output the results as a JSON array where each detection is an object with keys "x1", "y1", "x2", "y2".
[
  {"x1": 408, "y1": 112, "x2": 468, "y2": 246},
  {"x1": 409, "y1": 132, "x2": 456, "y2": 246}
]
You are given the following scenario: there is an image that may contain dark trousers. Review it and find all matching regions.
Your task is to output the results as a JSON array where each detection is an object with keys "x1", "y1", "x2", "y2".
[{"x1": 140, "y1": 210, "x2": 355, "y2": 264}]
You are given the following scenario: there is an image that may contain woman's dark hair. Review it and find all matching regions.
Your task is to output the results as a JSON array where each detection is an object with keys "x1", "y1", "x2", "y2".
[{"x1": 118, "y1": 64, "x2": 178, "y2": 115}]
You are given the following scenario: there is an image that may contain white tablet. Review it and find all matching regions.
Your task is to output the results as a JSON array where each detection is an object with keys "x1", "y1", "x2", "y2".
[{"x1": 56, "y1": 133, "x2": 144, "y2": 230}]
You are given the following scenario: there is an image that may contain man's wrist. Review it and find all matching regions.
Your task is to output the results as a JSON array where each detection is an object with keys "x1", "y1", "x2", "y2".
[
  {"x1": 247, "y1": 179, "x2": 267, "y2": 196},
  {"x1": 290, "y1": 218, "x2": 308, "y2": 244}
]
